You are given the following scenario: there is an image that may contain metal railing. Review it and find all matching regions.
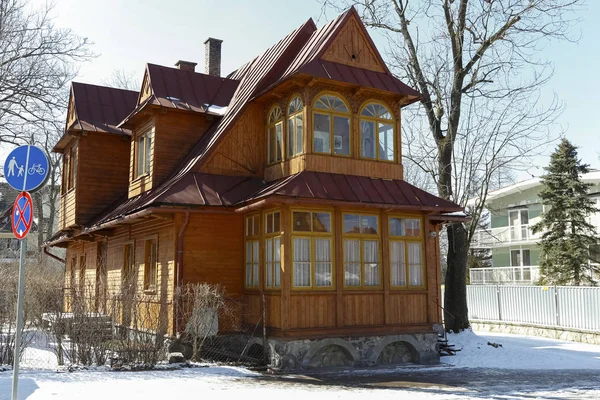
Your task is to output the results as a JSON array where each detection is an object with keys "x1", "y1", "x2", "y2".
[
  {"x1": 471, "y1": 224, "x2": 542, "y2": 248},
  {"x1": 466, "y1": 285, "x2": 600, "y2": 332},
  {"x1": 470, "y1": 266, "x2": 540, "y2": 285}
]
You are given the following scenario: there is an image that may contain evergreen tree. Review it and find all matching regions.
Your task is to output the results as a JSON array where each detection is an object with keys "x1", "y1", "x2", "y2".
[{"x1": 533, "y1": 139, "x2": 599, "y2": 286}]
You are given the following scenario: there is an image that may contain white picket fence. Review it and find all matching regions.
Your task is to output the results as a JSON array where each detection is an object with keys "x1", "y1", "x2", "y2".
[{"x1": 463, "y1": 285, "x2": 600, "y2": 331}]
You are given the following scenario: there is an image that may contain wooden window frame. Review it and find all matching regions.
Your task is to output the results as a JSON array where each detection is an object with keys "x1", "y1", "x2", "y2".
[
  {"x1": 62, "y1": 145, "x2": 76, "y2": 195},
  {"x1": 312, "y1": 92, "x2": 352, "y2": 157},
  {"x1": 266, "y1": 105, "x2": 284, "y2": 165},
  {"x1": 143, "y1": 236, "x2": 158, "y2": 293},
  {"x1": 388, "y1": 215, "x2": 426, "y2": 290},
  {"x1": 359, "y1": 100, "x2": 396, "y2": 163},
  {"x1": 287, "y1": 95, "x2": 304, "y2": 158},
  {"x1": 291, "y1": 209, "x2": 335, "y2": 290},
  {"x1": 342, "y1": 212, "x2": 382, "y2": 289},
  {"x1": 122, "y1": 241, "x2": 136, "y2": 288},
  {"x1": 134, "y1": 127, "x2": 154, "y2": 179},
  {"x1": 264, "y1": 210, "x2": 281, "y2": 290},
  {"x1": 244, "y1": 214, "x2": 261, "y2": 289}
]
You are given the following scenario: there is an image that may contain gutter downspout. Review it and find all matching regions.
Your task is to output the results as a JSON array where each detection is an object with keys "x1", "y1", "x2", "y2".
[
  {"x1": 44, "y1": 247, "x2": 66, "y2": 264},
  {"x1": 175, "y1": 210, "x2": 190, "y2": 334}
]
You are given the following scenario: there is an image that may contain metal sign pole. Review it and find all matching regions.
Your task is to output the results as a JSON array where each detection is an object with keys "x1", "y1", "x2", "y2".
[{"x1": 11, "y1": 238, "x2": 27, "y2": 400}]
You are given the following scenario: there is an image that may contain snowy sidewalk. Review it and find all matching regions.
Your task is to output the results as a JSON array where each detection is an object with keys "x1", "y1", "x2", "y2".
[{"x1": 1, "y1": 330, "x2": 599, "y2": 399}]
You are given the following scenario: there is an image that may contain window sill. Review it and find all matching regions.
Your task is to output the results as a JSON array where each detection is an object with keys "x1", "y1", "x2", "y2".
[
  {"x1": 132, "y1": 173, "x2": 150, "y2": 184},
  {"x1": 61, "y1": 188, "x2": 75, "y2": 197},
  {"x1": 143, "y1": 288, "x2": 156, "y2": 295}
]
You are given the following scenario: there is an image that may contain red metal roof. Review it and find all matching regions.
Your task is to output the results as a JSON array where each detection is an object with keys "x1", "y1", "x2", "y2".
[{"x1": 68, "y1": 82, "x2": 138, "y2": 135}]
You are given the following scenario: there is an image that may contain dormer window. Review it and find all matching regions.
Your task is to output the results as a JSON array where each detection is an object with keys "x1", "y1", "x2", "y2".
[
  {"x1": 287, "y1": 96, "x2": 304, "y2": 157},
  {"x1": 135, "y1": 128, "x2": 154, "y2": 178},
  {"x1": 267, "y1": 105, "x2": 283, "y2": 164},
  {"x1": 360, "y1": 102, "x2": 395, "y2": 161},
  {"x1": 313, "y1": 93, "x2": 351, "y2": 156}
]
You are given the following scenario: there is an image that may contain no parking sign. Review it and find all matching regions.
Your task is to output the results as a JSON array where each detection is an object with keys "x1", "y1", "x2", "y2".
[{"x1": 12, "y1": 192, "x2": 33, "y2": 240}]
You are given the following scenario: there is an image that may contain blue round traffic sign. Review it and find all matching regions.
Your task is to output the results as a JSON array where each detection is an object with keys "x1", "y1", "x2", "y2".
[
  {"x1": 3, "y1": 145, "x2": 50, "y2": 192},
  {"x1": 12, "y1": 192, "x2": 34, "y2": 239}
]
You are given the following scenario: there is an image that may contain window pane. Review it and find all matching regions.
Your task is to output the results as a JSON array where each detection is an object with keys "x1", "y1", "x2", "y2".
[
  {"x1": 522, "y1": 249, "x2": 531, "y2": 266},
  {"x1": 288, "y1": 96, "x2": 303, "y2": 114},
  {"x1": 253, "y1": 241, "x2": 259, "y2": 264},
  {"x1": 315, "y1": 95, "x2": 348, "y2": 113},
  {"x1": 378, "y1": 122, "x2": 394, "y2": 161},
  {"x1": 293, "y1": 238, "x2": 311, "y2": 287},
  {"x1": 313, "y1": 213, "x2": 331, "y2": 233},
  {"x1": 389, "y1": 218, "x2": 405, "y2": 236},
  {"x1": 361, "y1": 215, "x2": 378, "y2": 234},
  {"x1": 361, "y1": 103, "x2": 392, "y2": 119},
  {"x1": 511, "y1": 250, "x2": 521, "y2": 267},
  {"x1": 287, "y1": 118, "x2": 295, "y2": 157},
  {"x1": 266, "y1": 213, "x2": 273, "y2": 234},
  {"x1": 275, "y1": 123, "x2": 283, "y2": 161},
  {"x1": 315, "y1": 239, "x2": 332, "y2": 287},
  {"x1": 293, "y1": 212, "x2": 311, "y2": 231},
  {"x1": 405, "y1": 219, "x2": 421, "y2": 237},
  {"x1": 273, "y1": 212, "x2": 280, "y2": 232},
  {"x1": 344, "y1": 239, "x2": 360, "y2": 286},
  {"x1": 361, "y1": 120, "x2": 376, "y2": 159},
  {"x1": 145, "y1": 134, "x2": 152, "y2": 174},
  {"x1": 253, "y1": 263, "x2": 259, "y2": 287},
  {"x1": 364, "y1": 240, "x2": 380, "y2": 286},
  {"x1": 408, "y1": 242, "x2": 423, "y2": 286},
  {"x1": 268, "y1": 126, "x2": 276, "y2": 163},
  {"x1": 333, "y1": 116, "x2": 350, "y2": 156},
  {"x1": 137, "y1": 136, "x2": 144, "y2": 176},
  {"x1": 343, "y1": 214, "x2": 360, "y2": 234},
  {"x1": 391, "y1": 241, "x2": 406, "y2": 286},
  {"x1": 313, "y1": 113, "x2": 331, "y2": 153},
  {"x1": 295, "y1": 114, "x2": 303, "y2": 155},
  {"x1": 266, "y1": 239, "x2": 273, "y2": 287},
  {"x1": 274, "y1": 237, "x2": 281, "y2": 287}
]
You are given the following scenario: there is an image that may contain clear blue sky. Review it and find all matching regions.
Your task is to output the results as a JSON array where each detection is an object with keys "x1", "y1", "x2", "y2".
[{"x1": 35, "y1": 0, "x2": 600, "y2": 177}]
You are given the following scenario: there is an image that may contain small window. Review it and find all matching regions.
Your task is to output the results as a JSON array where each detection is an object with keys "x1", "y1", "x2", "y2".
[
  {"x1": 360, "y1": 102, "x2": 395, "y2": 161},
  {"x1": 313, "y1": 94, "x2": 351, "y2": 156},
  {"x1": 136, "y1": 128, "x2": 153, "y2": 178},
  {"x1": 267, "y1": 105, "x2": 283, "y2": 164},
  {"x1": 389, "y1": 218, "x2": 421, "y2": 237},
  {"x1": 246, "y1": 214, "x2": 259, "y2": 237},
  {"x1": 293, "y1": 211, "x2": 331, "y2": 233},
  {"x1": 287, "y1": 96, "x2": 304, "y2": 157},
  {"x1": 144, "y1": 239, "x2": 158, "y2": 291},
  {"x1": 62, "y1": 146, "x2": 76, "y2": 193},
  {"x1": 343, "y1": 214, "x2": 378, "y2": 235},
  {"x1": 265, "y1": 211, "x2": 281, "y2": 234},
  {"x1": 122, "y1": 243, "x2": 135, "y2": 286}
]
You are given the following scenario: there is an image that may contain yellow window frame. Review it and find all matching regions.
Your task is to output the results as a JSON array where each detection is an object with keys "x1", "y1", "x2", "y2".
[
  {"x1": 244, "y1": 213, "x2": 261, "y2": 289},
  {"x1": 358, "y1": 100, "x2": 396, "y2": 163},
  {"x1": 287, "y1": 94, "x2": 304, "y2": 158},
  {"x1": 311, "y1": 92, "x2": 352, "y2": 157},
  {"x1": 388, "y1": 215, "x2": 426, "y2": 290},
  {"x1": 267, "y1": 104, "x2": 284, "y2": 165},
  {"x1": 143, "y1": 236, "x2": 158, "y2": 292},
  {"x1": 264, "y1": 210, "x2": 281, "y2": 290},
  {"x1": 341, "y1": 212, "x2": 382, "y2": 289}
]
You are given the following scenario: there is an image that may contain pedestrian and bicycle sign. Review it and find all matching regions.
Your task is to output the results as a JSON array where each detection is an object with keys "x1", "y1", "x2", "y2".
[
  {"x1": 12, "y1": 192, "x2": 33, "y2": 240},
  {"x1": 3, "y1": 145, "x2": 50, "y2": 192}
]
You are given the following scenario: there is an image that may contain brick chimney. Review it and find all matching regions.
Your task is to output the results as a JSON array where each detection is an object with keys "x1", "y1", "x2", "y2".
[
  {"x1": 175, "y1": 60, "x2": 197, "y2": 72},
  {"x1": 204, "y1": 37, "x2": 223, "y2": 77}
]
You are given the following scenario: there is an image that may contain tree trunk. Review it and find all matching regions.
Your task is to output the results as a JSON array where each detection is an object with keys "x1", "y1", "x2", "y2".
[{"x1": 444, "y1": 222, "x2": 470, "y2": 332}]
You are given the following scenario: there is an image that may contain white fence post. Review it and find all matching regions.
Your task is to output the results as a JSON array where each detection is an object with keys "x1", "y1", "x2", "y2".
[{"x1": 496, "y1": 284, "x2": 502, "y2": 321}]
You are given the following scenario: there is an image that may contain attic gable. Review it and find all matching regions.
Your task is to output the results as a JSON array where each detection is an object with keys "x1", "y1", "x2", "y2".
[
  {"x1": 139, "y1": 68, "x2": 153, "y2": 104},
  {"x1": 321, "y1": 12, "x2": 386, "y2": 73}
]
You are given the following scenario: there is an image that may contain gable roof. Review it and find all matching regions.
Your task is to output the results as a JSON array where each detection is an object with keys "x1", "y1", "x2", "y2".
[
  {"x1": 54, "y1": 83, "x2": 139, "y2": 152},
  {"x1": 120, "y1": 64, "x2": 240, "y2": 126}
]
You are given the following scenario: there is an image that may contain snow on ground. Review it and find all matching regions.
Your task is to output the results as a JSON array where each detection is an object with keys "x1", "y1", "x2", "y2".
[
  {"x1": 442, "y1": 329, "x2": 600, "y2": 369},
  {"x1": 1, "y1": 330, "x2": 600, "y2": 399}
]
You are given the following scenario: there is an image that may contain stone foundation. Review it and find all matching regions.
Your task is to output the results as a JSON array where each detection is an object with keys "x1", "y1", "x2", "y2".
[{"x1": 264, "y1": 333, "x2": 439, "y2": 371}]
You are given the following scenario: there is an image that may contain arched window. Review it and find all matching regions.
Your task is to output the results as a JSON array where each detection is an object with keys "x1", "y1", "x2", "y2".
[
  {"x1": 287, "y1": 96, "x2": 304, "y2": 157},
  {"x1": 267, "y1": 105, "x2": 283, "y2": 163},
  {"x1": 313, "y1": 93, "x2": 351, "y2": 156},
  {"x1": 360, "y1": 102, "x2": 395, "y2": 161}
]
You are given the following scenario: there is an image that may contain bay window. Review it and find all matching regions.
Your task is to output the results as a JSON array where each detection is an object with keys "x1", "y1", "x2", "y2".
[
  {"x1": 287, "y1": 96, "x2": 304, "y2": 157},
  {"x1": 245, "y1": 214, "x2": 260, "y2": 289},
  {"x1": 389, "y1": 217, "x2": 425, "y2": 288},
  {"x1": 343, "y1": 213, "x2": 381, "y2": 288},
  {"x1": 360, "y1": 102, "x2": 395, "y2": 161},
  {"x1": 313, "y1": 93, "x2": 351, "y2": 156},
  {"x1": 267, "y1": 105, "x2": 283, "y2": 164},
  {"x1": 292, "y1": 211, "x2": 333, "y2": 289}
]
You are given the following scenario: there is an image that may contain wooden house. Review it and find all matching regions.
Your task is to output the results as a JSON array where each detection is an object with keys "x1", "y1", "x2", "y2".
[{"x1": 45, "y1": 7, "x2": 464, "y2": 369}]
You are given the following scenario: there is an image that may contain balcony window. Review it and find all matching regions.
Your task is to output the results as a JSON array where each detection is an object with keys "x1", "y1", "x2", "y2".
[
  {"x1": 313, "y1": 93, "x2": 351, "y2": 156},
  {"x1": 287, "y1": 96, "x2": 304, "y2": 157},
  {"x1": 267, "y1": 105, "x2": 283, "y2": 164},
  {"x1": 360, "y1": 102, "x2": 395, "y2": 161}
]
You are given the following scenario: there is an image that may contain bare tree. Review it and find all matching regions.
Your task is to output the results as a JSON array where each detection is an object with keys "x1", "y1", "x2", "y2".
[
  {"x1": 101, "y1": 69, "x2": 140, "y2": 91},
  {"x1": 0, "y1": 0, "x2": 93, "y2": 146},
  {"x1": 319, "y1": 0, "x2": 581, "y2": 331}
]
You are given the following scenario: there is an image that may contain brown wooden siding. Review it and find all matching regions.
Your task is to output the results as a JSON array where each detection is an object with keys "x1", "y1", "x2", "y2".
[
  {"x1": 128, "y1": 117, "x2": 155, "y2": 198},
  {"x1": 289, "y1": 293, "x2": 336, "y2": 329},
  {"x1": 200, "y1": 103, "x2": 265, "y2": 177},
  {"x1": 386, "y1": 292, "x2": 429, "y2": 324},
  {"x1": 76, "y1": 132, "x2": 130, "y2": 225},
  {"x1": 58, "y1": 189, "x2": 77, "y2": 230}
]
